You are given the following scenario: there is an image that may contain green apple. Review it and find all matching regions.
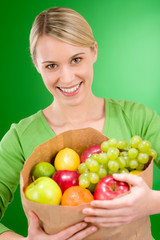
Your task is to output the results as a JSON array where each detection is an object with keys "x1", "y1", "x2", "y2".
[
  {"x1": 31, "y1": 162, "x2": 56, "y2": 180},
  {"x1": 25, "y1": 177, "x2": 62, "y2": 205}
]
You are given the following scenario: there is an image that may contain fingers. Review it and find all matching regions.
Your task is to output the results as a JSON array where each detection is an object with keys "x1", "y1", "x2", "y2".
[
  {"x1": 112, "y1": 173, "x2": 144, "y2": 186},
  {"x1": 89, "y1": 196, "x2": 131, "y2": 209},
  {"x1": 28, "y1": 212, "x2": 97, "y2": 240},
  {"x1": 56, "y1": 222, "x2": 97, "y2": 240},
  {"x1": 28, "y1": 211, "x2": 40, "y2": 230},
  {"x1": 100, "y1": 221, "x2": 129, "y2": 228},
  {"x1": 56, "y1": 222, "x2": 87, "y2": 239},
  {"x1": 28, "y1": 211, "x2": 44, "y2": 237},
  {"x1": 84, "y1": 216, "x2": 129, "y2": 225},
  {"x1": 83, "y1": 209, "x2": 132, "y2": 228},
  {"x1": 69, "y1": 224, "x2": 98, "y2": 240},
  {"x1": 83, "y1": 207, "x2": 127, "y2": 218}
]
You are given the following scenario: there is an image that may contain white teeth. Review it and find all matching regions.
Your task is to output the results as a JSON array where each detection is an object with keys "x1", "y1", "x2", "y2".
[{"x1": 59, "y1": 83, "x2": 80, "y2": 93}]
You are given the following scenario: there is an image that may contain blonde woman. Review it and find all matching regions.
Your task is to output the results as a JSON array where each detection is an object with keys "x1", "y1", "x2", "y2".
[{"x1": 0, "y1": 7, "x2": 160, "y2": 240}]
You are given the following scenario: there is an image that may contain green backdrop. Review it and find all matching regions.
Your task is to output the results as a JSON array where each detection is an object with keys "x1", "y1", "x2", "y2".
[{"x1": 0, "y1": 0, "x2": 160, "y2": 239}]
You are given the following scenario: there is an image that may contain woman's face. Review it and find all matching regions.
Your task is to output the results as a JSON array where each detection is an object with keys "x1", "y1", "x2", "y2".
[{"x1": 35, "y1": 35, "x2": 97, "y2": 106}]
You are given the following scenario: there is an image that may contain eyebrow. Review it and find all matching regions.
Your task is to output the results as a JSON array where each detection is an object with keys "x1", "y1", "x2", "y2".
[{"x1": 41, "y1": 52, "x2": 85, "y2": 64}]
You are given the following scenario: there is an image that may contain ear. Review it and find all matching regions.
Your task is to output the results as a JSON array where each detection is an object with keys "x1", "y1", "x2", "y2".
[{"x1": 92, "y1": 42, "x2": 98, "y2": 63}]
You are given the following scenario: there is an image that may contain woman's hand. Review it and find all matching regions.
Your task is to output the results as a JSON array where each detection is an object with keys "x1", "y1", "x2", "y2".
[
  {"x1": 82, "y1": 173, "x2": 157, "y2": 228},
  {"x1": 26, "y1": 211, "x2": 97, "y2": 240}
]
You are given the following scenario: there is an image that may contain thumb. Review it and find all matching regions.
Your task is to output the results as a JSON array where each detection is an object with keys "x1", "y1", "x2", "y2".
[
  {"x1": 113, "y1": 173, "x2": 143, "y2": 187},
  {"x1": 28, "y1": 211, "x2": 41, "y2": 231}
]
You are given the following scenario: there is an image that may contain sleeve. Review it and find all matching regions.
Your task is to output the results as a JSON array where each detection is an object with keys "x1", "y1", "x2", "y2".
[
  {"x1": 124, "y1": 101, "x2": 160, "y2": 168},
  {"x1": 0, "y1": 125, "x2": 25, "y2": 234}
]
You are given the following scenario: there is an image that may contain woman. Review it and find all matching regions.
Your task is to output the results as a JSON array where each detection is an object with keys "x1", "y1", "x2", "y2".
[{"x1": 0, "y1": 7, "x2": 160, "y2": 240}]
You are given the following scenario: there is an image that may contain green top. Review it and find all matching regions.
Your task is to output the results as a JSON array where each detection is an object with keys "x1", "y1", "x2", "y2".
[{"x1": 0, "y1": 98, "x2": 160, "y2": 235}]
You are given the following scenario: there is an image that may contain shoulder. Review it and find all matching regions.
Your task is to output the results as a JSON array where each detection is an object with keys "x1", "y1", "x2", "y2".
[
  {"x1": 10, "y1": 110, "x2": 43, "y2": 137},
  {"x1": 105, "y1": 97, "x2": 143, "y2": 109},
  {"x1": 0, "y1": 110, "x2": 47, "y2": 160},
  {"x1": 1, "y1": 110, "x2": 43, "y2": 148},
  {"x1": 105, "y1": 98, "x2": 156, "y2": 116},
  {"x1": 105, "y1": 97, "x2": 160, "y2": 135},
  {"x1": 2, "y1": 111, "x2": 42, "y2": 140}
]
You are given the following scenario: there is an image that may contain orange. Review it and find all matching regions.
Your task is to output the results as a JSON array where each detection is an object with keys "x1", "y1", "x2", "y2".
[
  {"x1": 54, "y1": 148, "x2": 80, "y2": 171},
  {"x1": 61, "y1": 186, "x2": 94, "y2": 206},
  {"x1": 130, "y1": 170, "x2": 143, "y2": 175}
]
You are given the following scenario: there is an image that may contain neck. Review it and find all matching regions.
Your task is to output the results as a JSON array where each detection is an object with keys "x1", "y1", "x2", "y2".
[{"x1": 51, "y1": 94, "x2": 104, "y2": 126}]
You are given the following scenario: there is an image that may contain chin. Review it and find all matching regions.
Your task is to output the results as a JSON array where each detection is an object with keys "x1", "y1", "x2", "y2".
[{"x1": 62, "y1": 96, "x2": 84, "y2": 107}]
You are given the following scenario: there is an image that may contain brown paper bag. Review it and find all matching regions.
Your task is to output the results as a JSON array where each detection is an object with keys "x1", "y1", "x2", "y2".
[{"x1": 20, "y1": 128, "x2": 153, "y2": 240}]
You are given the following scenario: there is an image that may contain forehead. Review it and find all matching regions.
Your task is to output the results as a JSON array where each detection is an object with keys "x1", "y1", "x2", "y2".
[{"x1": 35, "y1": 35, "x2": 91, "y2": 61}]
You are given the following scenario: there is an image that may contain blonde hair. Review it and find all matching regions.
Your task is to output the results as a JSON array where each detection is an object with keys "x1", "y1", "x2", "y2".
[{"x1": 30, "y1": 7, "x2": 96, "y2": 63}]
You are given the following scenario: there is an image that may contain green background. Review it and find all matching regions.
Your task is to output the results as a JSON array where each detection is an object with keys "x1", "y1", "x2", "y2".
[{"x1": 0, "y1": 0, "x2": 160, "y2": 238}]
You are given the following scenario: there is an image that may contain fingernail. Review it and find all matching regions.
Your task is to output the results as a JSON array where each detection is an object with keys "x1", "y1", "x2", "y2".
[
  {"x1": 113, "y1": 173, "x2": 119, "y2": 177},
  {"x1": 83, "y1": 209, "x2": 89, "y2": 214},
  {"x1": 81, "y1": 222, "x2": 87, "y2": 227},
  {"x1": 91, "y1": 226, "x2": 97, "y2": 232},
  {"x1": 90, "y1": 201, "x2": 96, "y2": 206}
]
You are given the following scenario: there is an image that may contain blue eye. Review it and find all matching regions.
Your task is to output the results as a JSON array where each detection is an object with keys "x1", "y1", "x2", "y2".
[
  {"x1": 47, "y1": 64, "x2": 57, "y2": 69},
  {"x1": 72, "y1": 57, "x2": 81, "y2": 63}
]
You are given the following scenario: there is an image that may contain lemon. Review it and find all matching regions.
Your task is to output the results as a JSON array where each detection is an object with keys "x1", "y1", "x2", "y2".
[
  {"x1": 54, "y1": 147, "x2": 80, "y2": 171},
  {"x1": 130, "y1": 170, "x2": 143, "y2": 175}
]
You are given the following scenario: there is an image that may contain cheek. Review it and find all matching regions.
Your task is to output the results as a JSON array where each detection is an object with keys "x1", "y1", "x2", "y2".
[
  {"x1": 39, "y1": 72, "x2": 57, "y2": 95},
  {"x1": 41, "y1": 72, "x2": 56, "y2": 86},
  {"x1": 83, "y1": 64, "x2": 94, "y2": 83}
]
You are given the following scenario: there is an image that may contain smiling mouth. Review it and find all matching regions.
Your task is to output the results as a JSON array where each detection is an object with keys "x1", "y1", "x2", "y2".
[{"x1": 58, "y1": 82, "x2": 82, "y2": 93}]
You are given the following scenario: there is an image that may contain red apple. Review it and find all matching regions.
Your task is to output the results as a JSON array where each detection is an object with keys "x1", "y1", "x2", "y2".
[
  {"x1": 94, "y1": 175, "x2": 130, "y2": 200},
  {"x1": 81, "y1": 144, "x2": 102, "y2": 163},
  {"x1": 52, "y1": 170, "x2": 80, "y2": 193}
]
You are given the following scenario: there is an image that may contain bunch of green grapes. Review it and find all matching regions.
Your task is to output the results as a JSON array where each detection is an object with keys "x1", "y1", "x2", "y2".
[
  {"x1": 78, "y1": 153, "x2": 108, "y2": 192},
  {"x1": 78, "y1": 136, "x2": 157, "y2": 191}
]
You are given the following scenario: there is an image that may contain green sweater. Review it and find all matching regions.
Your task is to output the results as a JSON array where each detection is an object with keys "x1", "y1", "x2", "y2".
[{"x1": 0, "y1": 98, "x2": 160, "y2": 235}]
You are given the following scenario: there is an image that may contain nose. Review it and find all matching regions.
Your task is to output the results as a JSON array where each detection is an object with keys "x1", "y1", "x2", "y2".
[{"x1": 59, "y1": 65, "x2": 74, "y2": 85}]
